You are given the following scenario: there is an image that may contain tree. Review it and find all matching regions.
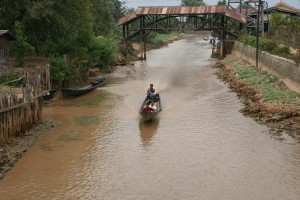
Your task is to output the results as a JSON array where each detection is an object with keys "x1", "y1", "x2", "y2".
[
  {"x1": 217, "y1": 0, "x2": 227, "y2": 6},
  {"x1": 91, "y1": 0, "x2": 125, "y2": 36},
  {"x1": 11, "y1": 21, "x2": 35, "y2": 66},
  {"x1": 0, "y1": 0, "x2": 32, "y2": 29},
  {"x1": 181, "y1": 0, "x2": 205, "y2": 6},
  {"x1": 270, "y1": 12, "x2": 300, "y2": 64},
  {"x1": 0, "y1": 0, "x2": 124, "y2": 69}
]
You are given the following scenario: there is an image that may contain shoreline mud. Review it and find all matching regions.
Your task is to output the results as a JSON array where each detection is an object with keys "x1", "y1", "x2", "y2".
[
  {"x1": 0, "y1": 119, "x2": 60, "y2": 180},
  {"x1": 214, "y1": 54, "x2": 300, "y2": 141}
]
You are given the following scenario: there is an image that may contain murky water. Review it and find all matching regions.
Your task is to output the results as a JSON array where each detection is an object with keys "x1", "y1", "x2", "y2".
[{"x1": 1, "y1": 35, "x2": 300, "y2": 200}]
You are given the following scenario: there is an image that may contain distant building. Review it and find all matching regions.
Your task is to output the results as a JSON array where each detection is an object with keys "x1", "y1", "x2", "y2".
[
  {"x1": 266, "y1": 0, "x2": 300, "y2": 17},
  {"x1": 264, "y1": 0, "x2": 300, "y2": 32},
  {"x1": 0, "y1": 30, "x2": 16, "y2": 73},
  {"x1": 235, "y1": 0, "x2": 300, "y2": 35}
]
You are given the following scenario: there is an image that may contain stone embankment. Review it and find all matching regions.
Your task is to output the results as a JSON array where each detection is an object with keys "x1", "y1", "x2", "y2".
[{"x1": 234, "y1": 41, "x2": 300, "y2": 91}]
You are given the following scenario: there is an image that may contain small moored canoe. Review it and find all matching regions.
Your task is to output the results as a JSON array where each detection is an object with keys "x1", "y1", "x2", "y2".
[{"x1": 61, "y1": 75, "x2": 107, "y2": 97}]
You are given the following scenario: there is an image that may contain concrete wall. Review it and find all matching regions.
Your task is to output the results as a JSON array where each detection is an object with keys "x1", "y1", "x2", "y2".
[{"x1": 233, "y1": 41, "x2": 300, "y2": 84}]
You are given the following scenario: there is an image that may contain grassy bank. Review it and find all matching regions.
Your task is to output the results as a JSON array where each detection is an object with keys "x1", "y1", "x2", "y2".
[
  {"x1": 215, "y1": 54, "x2": 300, "y2": 139},
  {"x1": 223, "y1": 57, "x2": 300, "y2": 103}
]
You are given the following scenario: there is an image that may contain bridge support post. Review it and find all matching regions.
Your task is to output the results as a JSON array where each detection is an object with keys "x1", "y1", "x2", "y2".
[
  {"x1": 143, "y1": 41, "x2": 147, "y2": 60},
  {"x1": 139, "y1": 41, "x2": 147, "y2": 60},
  {"x1": 122, "y1": 41, "x2": 128, "y2": 59},
  {"x1": 138, "y1": 16, "x2": 146, "y2": 60},
  {"x1": 220, "y1": 15, "x2": 226, "y2": 58}
]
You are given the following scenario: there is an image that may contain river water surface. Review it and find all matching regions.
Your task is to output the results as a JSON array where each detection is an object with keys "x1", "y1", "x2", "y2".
[{"x1": 1, "y1": 35, "x2": 300, "y2": 200}]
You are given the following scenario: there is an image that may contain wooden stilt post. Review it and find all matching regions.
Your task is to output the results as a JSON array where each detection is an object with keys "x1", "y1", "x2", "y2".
[{"x1": 143, "y1": 40, "x2": 146, "y2": 60}]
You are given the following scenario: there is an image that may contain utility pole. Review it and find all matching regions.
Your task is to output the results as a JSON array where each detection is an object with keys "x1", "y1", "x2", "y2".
[
  {"x1": 256, "y1": 0, "x2": 261, "y2": 70},
  {"x1": 246, "y1": 0, "x2": 265, "y2": 70}
]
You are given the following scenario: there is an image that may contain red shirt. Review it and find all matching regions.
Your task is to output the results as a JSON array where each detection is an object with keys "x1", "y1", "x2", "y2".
[{"x1": 143, "y1": 107, "x2": 154, "y2": 112}]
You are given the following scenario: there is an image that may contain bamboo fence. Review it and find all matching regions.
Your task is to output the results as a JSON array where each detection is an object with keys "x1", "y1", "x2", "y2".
[{"x1": 0, "y1": 66, "x2": 50, "y2": 143}]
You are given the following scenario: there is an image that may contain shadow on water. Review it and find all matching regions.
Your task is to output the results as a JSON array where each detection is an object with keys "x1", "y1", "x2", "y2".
[{"x1": 139, "y1": 119, "x2": 159, "y2": 147}]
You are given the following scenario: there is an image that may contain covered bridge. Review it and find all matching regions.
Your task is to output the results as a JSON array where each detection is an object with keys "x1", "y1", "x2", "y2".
[{"x1": 118, "y1": 5, "x2": 246, "y2": 42}]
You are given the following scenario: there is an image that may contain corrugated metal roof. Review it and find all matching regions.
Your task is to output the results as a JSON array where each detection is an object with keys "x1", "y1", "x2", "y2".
[
  {"x1": 119, "y1": 6, "x2": 246, "y2": 25},
  {"x1": 118, "y1": 12, "x2": 138, "y2": 26},
  {"x1": 0, "y1": 30, "x2": 16, "y2": 40},
  {"x1": 226, "y1": 8, "x2": 246, "y2": 22},
  {"x1": 0, "y1": 30, "x2": 9, "y2": 36},
  {"x1": 136, "y1": 5, "x2": 227, "y2": 15}
]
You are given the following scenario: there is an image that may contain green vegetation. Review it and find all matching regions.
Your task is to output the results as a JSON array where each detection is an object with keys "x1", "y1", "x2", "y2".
[
  {"x1": 239, "y1": 34, "x2": 298, "y2": 62},
  {"x1": 217, "y1": 0, "x2": 226, "y2": 5},
  {"x1": 0, "y1": 0, "x2": 124, "y2": 87},
  {"x1": 88, "y1": 36, "x2": 117, "y2": 67},
  {"x1": 269, "y1": 11, "x2": 300, "y2": 64},
  {"x1": 229, "y1": 61, "x2": 300, "y2": 103},
  {"x1": 1, "y1": 0, "x2": 181, "y2": 89},
  {"x1": 181, "y1": 0, "x2": 205, "y2": 6},
  {"x1": 238, "y1": 11, "x2": 300, "y2": 64},
  {"x1": 223, "y1": 57, "x2": 234, "y2": 63},
  {"x1": 11, "y1": 22, "x2": 35, "y2": 67},
  {"x1": 146, "y1": 32, "x2": 173, "y2": 44}
]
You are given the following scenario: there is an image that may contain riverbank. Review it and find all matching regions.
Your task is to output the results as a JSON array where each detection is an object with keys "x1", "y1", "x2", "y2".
[
  {"x1": 215, "y1": 53, "x2": 300, "y2": 141},
  {"x1": 0, "y1": 119, "x2": 60, "y2": 179}
]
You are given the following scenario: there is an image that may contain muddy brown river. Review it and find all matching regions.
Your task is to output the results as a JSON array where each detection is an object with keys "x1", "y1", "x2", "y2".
[{"x1": 1, "y1": 35, "x2": 300, "y2": 200}]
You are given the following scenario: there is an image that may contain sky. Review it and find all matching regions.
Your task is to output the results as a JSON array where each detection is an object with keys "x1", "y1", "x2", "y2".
[{"x1": 122, "y1": 0, "x2": 300, "y2": 9}]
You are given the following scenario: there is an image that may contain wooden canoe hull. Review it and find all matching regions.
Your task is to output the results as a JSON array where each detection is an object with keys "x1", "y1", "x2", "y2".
[
  {"x1": 141, "y1": 110, "x2": 160, "y2": 122},
  {"x1": 61, "y1": 76, "x2": 107, "y2": 97},
  {"x1": 140, "y1": 94, "x2": 162, "y2": 122}
]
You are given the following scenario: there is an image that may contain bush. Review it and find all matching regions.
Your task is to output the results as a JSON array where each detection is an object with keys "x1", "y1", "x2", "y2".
[
  {"x1": 50, "y1": 56, "x2": 84, "y2": 87},
  {"x1": 146, "y1": 31, "x2": 171, "y2": 44},
  {"x1": 239, "y1": 35, "x2": 256, "y2": 46},
  {"x1": 239, "y1": 34, "x2": 278, "y2": 52},
  {"x1": 259, "y1": 37, "x2": 278, "y2": 52},
  {"x1": 49, "y1": 56, "x2": 68, "y2": 83},
  {"x1": 271, "y1": 46, "x2": 295, "y2": 60},
  {"x1": 88, "y1": 36, "x2": 117, "y2": 67}
]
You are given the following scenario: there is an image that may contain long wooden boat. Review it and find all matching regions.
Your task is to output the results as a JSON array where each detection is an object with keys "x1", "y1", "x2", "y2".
[
  {"x1": 61, "y1": 75, "x2": 107, "y2": 97},
  {"x1": 139, "y1": 93, "x2": 162, "y2": 122}
]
